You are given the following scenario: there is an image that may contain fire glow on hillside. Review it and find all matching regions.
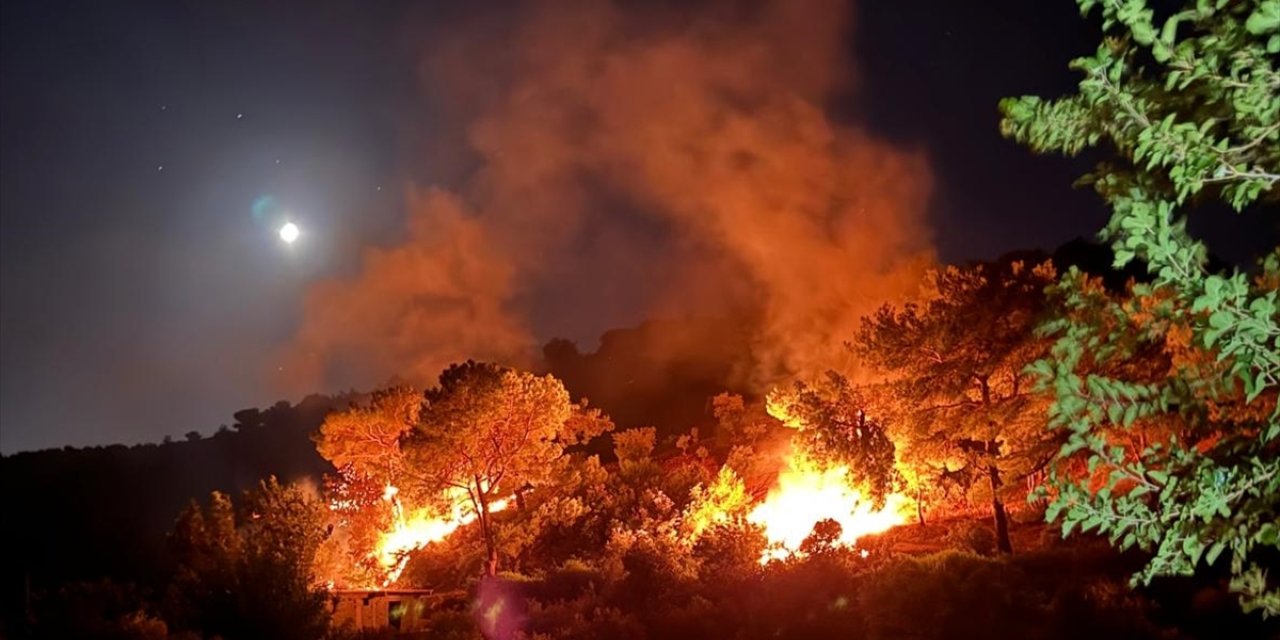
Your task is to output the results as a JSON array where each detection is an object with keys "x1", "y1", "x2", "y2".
[
  {"x1": 373, "y1": 485, "x2": 510, "y2": 586},
  {"x1": 321, "y1": 446, "x2": 910, "y2": 589},
  {"x1": 333, "y1": 458, "x2": 906, "y2": 586},
  {"x1": 748, "y1": 452, "x2": 909, "y2": 563},
  {"x1": 321, "y1": 479, "x2": 511, "y2": 589}
]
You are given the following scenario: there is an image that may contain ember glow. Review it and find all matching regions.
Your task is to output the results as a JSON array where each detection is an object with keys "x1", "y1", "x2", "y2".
[
  {"x1": 372, "y1": 485, "x2": 510, "y2": 586},
  {"x1": 747, "y1": 453, "x2": 909, "y2": 562}
]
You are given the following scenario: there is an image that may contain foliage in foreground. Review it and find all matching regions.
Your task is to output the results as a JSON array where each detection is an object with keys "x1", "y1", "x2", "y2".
[
  {"x1": 167, "y1": 478, "x2": 331, "y2": 640},
  {"x1": 425, "y1": 544, "x2": 1204, "y2": 640},
  {"x1": 1000, "y1": 0, "x2": 1279, "y2": 616}
]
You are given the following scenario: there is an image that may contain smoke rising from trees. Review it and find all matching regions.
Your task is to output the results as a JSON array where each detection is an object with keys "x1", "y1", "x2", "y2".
[{"x1": 284, "y1": 0, "x2": 934, "y2": 394}]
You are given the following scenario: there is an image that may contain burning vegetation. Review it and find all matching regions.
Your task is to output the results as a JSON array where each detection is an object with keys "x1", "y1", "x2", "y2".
[
  {"x1": 310, "y1": 360, "x2": 916, "y2": 590},
  {"x1": 280, "y1": 0, "x2": 934, "y2": 399},
  {"x1": 747, "y1": 453, "x2": 909, "y2": 564},
  {"x1": 149, "y1": 247, "x2": 1279, "y2": 638},
  {"x1": 8, "y1": 0, "x2": 1275, "y2": 637},
  {"x1": 277, "y1": 0, "x2": 942, "y2": 605},
  {"x1": 302, "y1": 262, "x2": 1068, "y2": 594}
]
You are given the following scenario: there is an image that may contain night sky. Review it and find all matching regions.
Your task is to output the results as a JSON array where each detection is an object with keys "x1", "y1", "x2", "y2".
[{"x1": 1, "y1": 0, "x2": 1273, "y2": 453}]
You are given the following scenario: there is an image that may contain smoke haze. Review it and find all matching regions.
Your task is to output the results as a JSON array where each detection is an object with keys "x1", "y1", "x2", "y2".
[{"x1": 284, "y1": 0, "x2": 934, "y2": 394}]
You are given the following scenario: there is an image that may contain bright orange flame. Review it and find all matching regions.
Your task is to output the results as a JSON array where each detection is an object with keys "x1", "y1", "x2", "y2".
[
  {"x1": 682, "y1": 466, "x2": 750, "y2": 540},
  {"x1": 372, "y1": 485, "x2": 510, "y2": 586},
  {"x1": 747, "y1": 453, "x2": 907, "y2": 562}
]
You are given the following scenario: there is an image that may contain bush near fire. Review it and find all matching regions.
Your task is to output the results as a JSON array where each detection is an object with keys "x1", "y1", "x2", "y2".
[{"x1": 4, "y1": 0, "x2": 1277, "y2": 639}]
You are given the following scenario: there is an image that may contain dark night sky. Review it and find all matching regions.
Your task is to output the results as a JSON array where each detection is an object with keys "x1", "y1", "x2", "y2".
[{"x1": 1, "y1": 0, "x2": 1273, "y2": 453}]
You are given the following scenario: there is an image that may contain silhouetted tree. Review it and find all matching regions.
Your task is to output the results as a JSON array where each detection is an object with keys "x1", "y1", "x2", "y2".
[{"x1": 167, "y1": 477, "x2": 329, "y2": 639}]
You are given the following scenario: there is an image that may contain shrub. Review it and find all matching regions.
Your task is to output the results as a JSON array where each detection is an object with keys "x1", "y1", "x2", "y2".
[{"x1": 945, "y1": 521, "x2": 997, "y2": 556}]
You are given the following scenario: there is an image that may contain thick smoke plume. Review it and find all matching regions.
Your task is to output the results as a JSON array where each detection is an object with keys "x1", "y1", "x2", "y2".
[{"x1": 284, "y1": 0, "x2": 933, "y2": 394}]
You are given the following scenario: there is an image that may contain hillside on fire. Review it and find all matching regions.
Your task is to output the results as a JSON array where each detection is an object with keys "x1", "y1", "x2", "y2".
[
  {"x1": 2, "y1": 0, "x2": 1277, "y2": 639},
  {"x1": 4, "y1": 241, "x2": 1278, "y2": 639}
]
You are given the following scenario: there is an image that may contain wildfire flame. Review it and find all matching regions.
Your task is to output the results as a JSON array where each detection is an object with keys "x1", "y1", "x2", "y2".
[
  {"x1": 372, "y1": 485, "x2": 510, "y2": 586},
  {"x1": 323, "y1": 450, "x2": 905, "y2": 586},
  {"x1": 747, "y1": 452, "x2": 908, "y2": 562}
]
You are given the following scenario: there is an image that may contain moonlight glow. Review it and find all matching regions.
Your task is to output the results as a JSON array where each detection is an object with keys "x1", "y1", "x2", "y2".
[{"x1": 279, "y1": 221, "x2": 300, "y2": 244}]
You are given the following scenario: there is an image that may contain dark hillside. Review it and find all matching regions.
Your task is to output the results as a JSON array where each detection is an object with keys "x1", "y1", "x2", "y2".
[{"x1": 0, "y1": 394, "x2": 345, "y2": 623}]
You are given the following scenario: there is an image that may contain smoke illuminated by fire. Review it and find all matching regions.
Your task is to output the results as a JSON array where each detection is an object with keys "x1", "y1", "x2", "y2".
[
  {"x1": 280, "y1": 0, "x2": 933, "y2": 397},
  {"x1": 747, "y1": 452, "x2": 908, "y2": 563}
]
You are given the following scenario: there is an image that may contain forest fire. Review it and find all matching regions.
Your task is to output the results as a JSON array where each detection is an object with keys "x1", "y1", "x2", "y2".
[
  {"x1": 370, "y1": 485, "x2": 509, "y2": 586},
  {"x1": 328, "y1": 444, "x2": 908, "y2": 587},
  {"x1": 747, "y1": 452, "x2": 909, "y2": 562}
]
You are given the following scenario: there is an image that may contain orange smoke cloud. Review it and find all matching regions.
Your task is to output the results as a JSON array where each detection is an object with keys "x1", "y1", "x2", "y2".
[
  {"x1": 285, "y1": 189, "x2": 533, "y2": 389},
  {"x1": 284, "y1": 0, "x2": 932, "y2": 393}
]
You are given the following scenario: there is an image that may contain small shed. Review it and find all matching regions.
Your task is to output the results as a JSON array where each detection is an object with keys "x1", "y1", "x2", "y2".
[{"x1": 330, "y1": 588, "x2": 443, "y2": 632}]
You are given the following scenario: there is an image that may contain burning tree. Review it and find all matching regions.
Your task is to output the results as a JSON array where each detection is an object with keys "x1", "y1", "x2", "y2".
[
  {"x1": 765, "y1": 372, "x2": 899, "y2": 503},
  {"x1": 312, "y1": 386, "x2": 426, "y2": 587},
  {"x1": 313, "y1": 385, "x2": 421, "y2": 489},
  {"x1": 311, "y1": 365, "x2": 611, "y2": 586},
  {"x1": 854, "y1": 258, "x2": 1061, "y2": 553},
  {"x1": 401, "y1": 361, "x2": 612, "y2": 577},
  {"x1": 733, "y1": 374, "x2": 910, "y2": 562}
]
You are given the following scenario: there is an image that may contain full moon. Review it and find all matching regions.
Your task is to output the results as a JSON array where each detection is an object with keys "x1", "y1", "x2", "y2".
[{"x1": 279, "y1": 222, "x2": 300, "y2": 244}]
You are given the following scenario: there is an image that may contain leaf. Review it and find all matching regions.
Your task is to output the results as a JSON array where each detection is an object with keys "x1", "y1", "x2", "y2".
[
  {"x1": 1203, "y1": 327, "x2": 1223, "y2": 348},
  {"x1": 1108, "y1": 403, "x2": 1124, "y2": 424},
  {"x1": 1045, "y1": 501, "x2": 1063, "y2": 522},
  {"x1": 1083, "y1": 515, "x2": 1104, "y2": 532},
  {"x1": 1182, "y1": 536, "x2": 1205, "y2": 565},
  {"x1": 1246, "y1": 2, "x2": 1280, "y2": 34},
  {"x1": 1122, "y1": 403, "x2": 1139, "y2": 427},
  {"x1": 1258, "y1": 523, "x2": 1278, "y2": 546},
  {"x1": 1204, "y1": 276, "x2": 1223, "y2": 300},
  {"x1": 1205, "y1": 541, "x2": 1226, "y2": 565}
]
